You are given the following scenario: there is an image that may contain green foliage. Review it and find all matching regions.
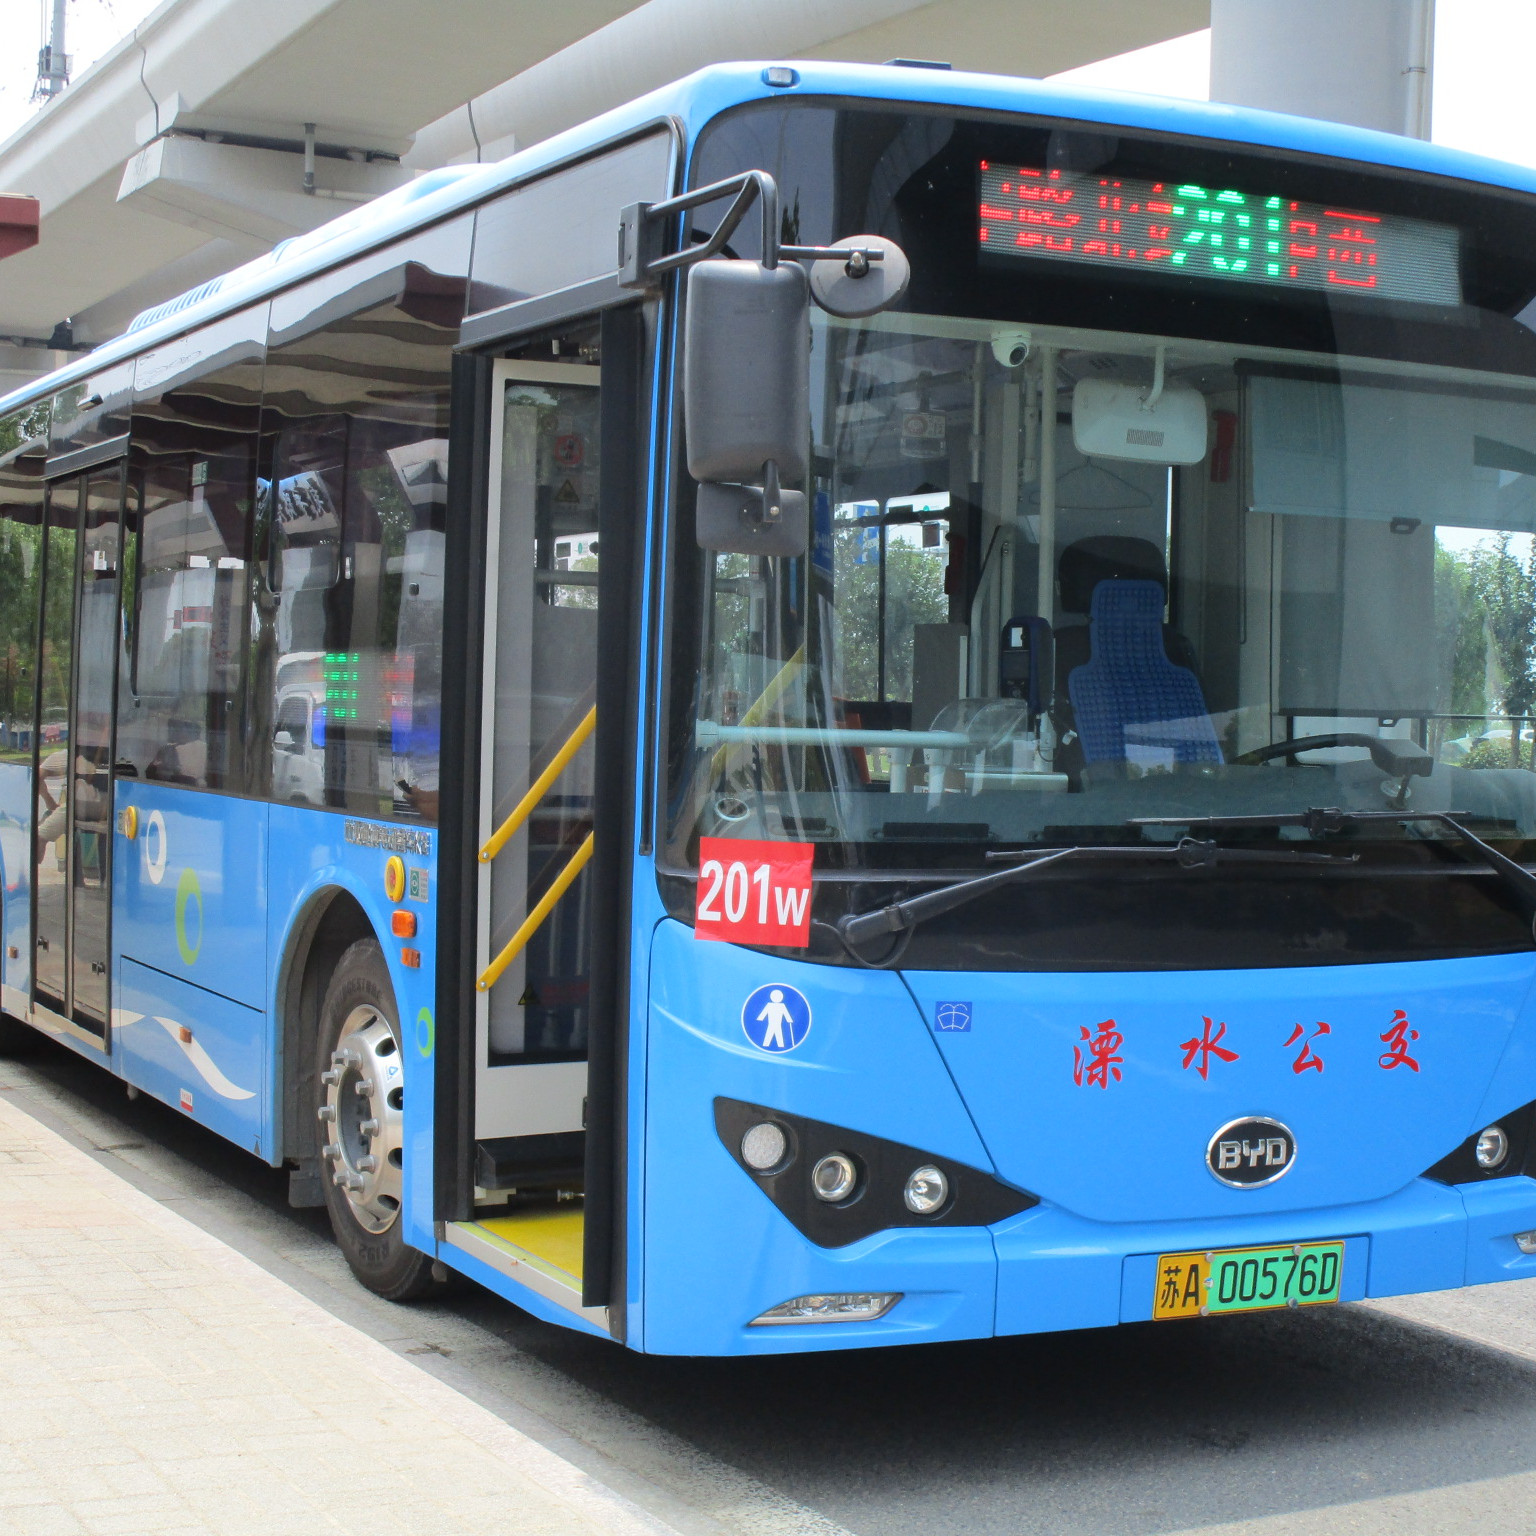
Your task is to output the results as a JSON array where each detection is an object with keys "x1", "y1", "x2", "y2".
[
  {"x1": 1468, "y1": 534, "x2": 1536, "y2": 768},
  {"x1": 831, "y1": 533, "x2": 949, "y2": 702},
  {"x1": 0, "y1": 402, "x2": 48, "y2": 459},
  {"x1": 1462, "y1": 736, "x2": 1517, "y2": 770},
  {"x1": 1434, "y1": 542, "x2": 1488, "y2": 719}
]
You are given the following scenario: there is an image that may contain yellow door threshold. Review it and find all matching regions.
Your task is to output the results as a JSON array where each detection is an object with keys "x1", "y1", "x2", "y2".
[{"x1": 466, "y1": 1204, "x2": 585, "y2": 1287}]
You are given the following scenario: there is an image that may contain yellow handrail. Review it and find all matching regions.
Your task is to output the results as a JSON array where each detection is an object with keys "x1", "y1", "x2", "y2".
[
  {"x1": 479, "y1": 705, "x2": 596, "y2": 864},
  {"x1": 477, "y1": 831, "x2": 594, "y2": 992}
]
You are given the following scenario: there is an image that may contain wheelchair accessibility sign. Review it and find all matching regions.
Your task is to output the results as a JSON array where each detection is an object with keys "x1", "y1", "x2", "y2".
[{"x1": 742, "y1": 984, "x2": 812, "y2": 1053}]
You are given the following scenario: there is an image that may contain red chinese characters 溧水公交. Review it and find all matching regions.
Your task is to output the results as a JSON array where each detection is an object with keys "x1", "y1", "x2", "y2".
[
  {"x1": 1379, "y1": 1009, "x2": 1421, "y2": 1071},
  {"x1": 1073, "y1": 1018, "x2": 1125, "y2": 1089},
  {"x1": 1283, "y1": 1020, "x2": 1331, "y2": 1074},
  {"x1": 1181, "y1": 1016, "x2": 1240, "y2": 1080}
]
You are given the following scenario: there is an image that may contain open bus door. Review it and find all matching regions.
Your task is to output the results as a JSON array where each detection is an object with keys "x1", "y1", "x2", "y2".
[
  {"x1": 438, "y1": 300, "x2": 646, "y2": 1336},
  {"x1": 31, "y1": 459, "x2": 124, "y2": 1043}
]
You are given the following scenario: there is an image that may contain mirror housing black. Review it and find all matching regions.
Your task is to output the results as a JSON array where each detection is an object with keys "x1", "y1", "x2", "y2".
[
  {"x1": 685, "y1": 259, "x2": 810, "y2": 556},
  {"x1": 695, "y1": 481, "x2": 808, "y2": 559}
]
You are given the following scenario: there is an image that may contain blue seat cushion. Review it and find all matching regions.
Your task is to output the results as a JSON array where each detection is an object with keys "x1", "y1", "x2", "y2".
[{"x1": 1067, "y1": 579, "x2": 1223, "y2": 766}]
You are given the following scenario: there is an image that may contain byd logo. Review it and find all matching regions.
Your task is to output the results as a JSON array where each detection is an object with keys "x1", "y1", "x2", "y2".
[{"x1": 1207, "y1": 1116, "x2": 1296, "y2": 1188}]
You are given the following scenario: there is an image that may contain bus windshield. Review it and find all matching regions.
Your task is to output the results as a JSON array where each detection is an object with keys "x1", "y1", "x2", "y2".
[{"x1": 665, "y1": 103, "x2": 1536, "y2": 902}]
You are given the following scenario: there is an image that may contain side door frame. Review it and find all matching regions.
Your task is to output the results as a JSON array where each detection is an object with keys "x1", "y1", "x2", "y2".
[
  {"x1": 30, "y1": 450, "x2": 127, "y2": 1049},
  {"x1": 436, "y1": 276, "x2": 653, "y2": 1329}
]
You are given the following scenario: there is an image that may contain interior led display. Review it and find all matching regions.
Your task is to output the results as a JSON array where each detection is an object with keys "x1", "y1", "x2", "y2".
[{"x1": 978, "y1": 162, "x2": 1461, "y2": 305}]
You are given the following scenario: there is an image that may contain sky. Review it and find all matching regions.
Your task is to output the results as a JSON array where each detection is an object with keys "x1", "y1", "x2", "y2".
[
  {"x1": 0, "y1": 1, "x2": 1535, "y2": 161},
  {"x1": 0, "y1": 0, "x2": 160, "y2": 145}
]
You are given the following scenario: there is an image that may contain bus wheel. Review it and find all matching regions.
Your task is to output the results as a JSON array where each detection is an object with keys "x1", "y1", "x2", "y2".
[{"x1": 314, "y1": 939, "x2": 433, "y2": 1300}]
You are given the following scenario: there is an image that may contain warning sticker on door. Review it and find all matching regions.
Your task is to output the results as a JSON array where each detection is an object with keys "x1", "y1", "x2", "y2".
[{"x1": 695, "y1": 838, "x2": 814, "y2": 947}]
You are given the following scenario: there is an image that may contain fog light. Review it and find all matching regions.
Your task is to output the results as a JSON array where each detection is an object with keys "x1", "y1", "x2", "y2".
[
  {"x1": 741, "y1": 1122, "x2": 788, "y2": 1172},
  {"x1": 751, "y1": 1292, "x2": 900, "y2": 1325},
  {"x1": 903, "y1": 1164, "x2": 949, "y2": 1214},
  {"x1": 1476, "y1": 1123, "x2": 1510, "y2": 1170},
  {"x1": 1516, "y1": 1231, "x2": 1536, "y2": 1255},
  {"x1": 811, "y1": 1152, "x2": 858, "y2": 1203}
]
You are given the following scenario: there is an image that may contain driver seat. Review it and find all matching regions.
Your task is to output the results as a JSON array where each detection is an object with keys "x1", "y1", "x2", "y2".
[{"x1": 1068, "y1": 579, "x2": 1223, "y2": 766}]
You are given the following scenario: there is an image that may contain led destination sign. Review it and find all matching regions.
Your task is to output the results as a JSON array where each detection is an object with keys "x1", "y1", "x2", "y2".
[{"x1": 978, "y1": 162, "x2": 1461, "y2": 305}]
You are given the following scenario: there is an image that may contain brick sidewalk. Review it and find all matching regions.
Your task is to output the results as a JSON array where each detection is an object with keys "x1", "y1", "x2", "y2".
[{"x1": 0, "y1": 1086, "x2": 673, "y2": 1536}]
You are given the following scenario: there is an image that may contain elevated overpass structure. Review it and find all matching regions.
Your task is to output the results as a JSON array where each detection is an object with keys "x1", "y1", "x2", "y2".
[{"x1": 0, "y1": 0, "x2": 1434, "y2": 389}]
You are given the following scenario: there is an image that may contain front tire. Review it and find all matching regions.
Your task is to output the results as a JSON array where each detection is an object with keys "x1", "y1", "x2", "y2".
[{"x1": 314, "y1": 938, "x2": 434, "y2": 1300}]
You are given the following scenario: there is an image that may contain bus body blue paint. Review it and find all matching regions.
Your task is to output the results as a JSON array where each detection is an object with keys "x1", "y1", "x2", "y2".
[
  {"x1": 116, "y1": 958, "x2": 266, "y2": 1150},
  {"x1": 113, "y1": 783, "x2": 268, "y2": 1008},
  {"x1": 0, "y1": 761, "x2": 30, "y2": 1002},
  {"x1": 906, "y1": 956, "x2": 1536, "y2": 1223},
  {"x1": 262, "y1": 805, "x2": 439, "y2": 1249},
  {"x1": 642, "y1": 919, "x2": 1000, "y2": 1354}
]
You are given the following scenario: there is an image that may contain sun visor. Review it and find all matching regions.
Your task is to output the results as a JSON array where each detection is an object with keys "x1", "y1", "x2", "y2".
[{"x1": 1072, "y1": 378, "x2": 1208, "y2": 465}]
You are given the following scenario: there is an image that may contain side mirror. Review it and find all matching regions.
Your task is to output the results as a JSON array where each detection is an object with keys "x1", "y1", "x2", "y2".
[{"x1": 685, "y1": 260, "x2": 810, "y2": 557}]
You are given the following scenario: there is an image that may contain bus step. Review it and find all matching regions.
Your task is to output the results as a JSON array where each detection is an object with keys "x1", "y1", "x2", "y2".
[{"x1": 475, "y1": 1132, "x2": 585, "y2": 1191}]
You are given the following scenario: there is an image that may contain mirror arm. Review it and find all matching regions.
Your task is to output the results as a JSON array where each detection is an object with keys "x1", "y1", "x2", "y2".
[
  {"x1": 621, "y1": 170, "x2": 780, "y2": 287},
  {"x1": 759, "y1": 460, "x2": 782, "y2": 527},
  {"x1": 619, "y1": 172, "x2": 890, "y2": 289}
]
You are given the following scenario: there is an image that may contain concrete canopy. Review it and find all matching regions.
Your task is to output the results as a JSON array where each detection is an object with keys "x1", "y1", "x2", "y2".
[{"x1": 0, "y1": 0, "x2": 647, "y2": 344}]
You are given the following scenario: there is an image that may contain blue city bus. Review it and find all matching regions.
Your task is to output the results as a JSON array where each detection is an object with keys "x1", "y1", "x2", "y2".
[{"x1": 7, "y1": 59, "x2": 1536, "y2": 1354}]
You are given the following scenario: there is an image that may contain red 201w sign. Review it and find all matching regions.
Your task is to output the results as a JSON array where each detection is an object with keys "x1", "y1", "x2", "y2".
[{"x1": 695, "y1": 838, "x2": 814, "y2": 946}]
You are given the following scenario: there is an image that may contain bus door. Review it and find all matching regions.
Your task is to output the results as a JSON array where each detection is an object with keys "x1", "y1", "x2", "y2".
[
  {"x1": 33, "y1": 461, "x2": 124, "y2": 1037},
  {"x1": 437, "y1": 291, "x2": 647, "y2": 1327}
]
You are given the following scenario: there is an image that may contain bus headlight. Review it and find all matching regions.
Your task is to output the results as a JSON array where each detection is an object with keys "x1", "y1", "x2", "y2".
[
  {"x1": 741, "y1": 1121, "x2": 789, "y2": 1172},
  {"x1": 811, "y1": 1152, "x2": 858, "y2": 1203},
  {"x1": 751, "y1": 1292, "x2": 900, "y2": 1325},
  {"x1": 1476, "y1": 1124, "x2": 1510, "y2": 1170},
  {"x1": 714, "y1": 1097, "x2": 1037, "y2": 1247},
  {"x1": 903, "y1": 1164, "x2": 949, "y2": 1214}
]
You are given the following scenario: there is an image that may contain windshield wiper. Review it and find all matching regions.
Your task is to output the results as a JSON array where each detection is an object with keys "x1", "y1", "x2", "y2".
[
  {"x1": 835, "y1": 837, "x2": 1356, "y2": 959},
  {"x1": 1130, "y1": 808, "x2": 1536, "y2": 921}
]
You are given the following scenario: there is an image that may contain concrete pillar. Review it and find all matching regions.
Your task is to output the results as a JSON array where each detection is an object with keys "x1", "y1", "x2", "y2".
[{"x1": 1210, "y1": 0, "x2": 1434, "y2": 139}]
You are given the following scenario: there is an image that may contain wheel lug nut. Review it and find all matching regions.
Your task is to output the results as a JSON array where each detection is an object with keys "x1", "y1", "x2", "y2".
[
  {"x1": 355, "y1": 1081, "x2": 374, "y2": 1098},
  {"x1": 322, "y1": 1142, "x2": 341, "y2": 1161},
  {"x1": 320, "y1": 1069, "x2": 341, "y2": 1087},
  {"x1": 346, "y1": 1173, "x2": 365, "y2": 1192},
  {"x1": 317, "y1": 1105, "x2": 335, "y2": 1123},
  {"x1": 357, "y1": 1155, "x2": 379, "y2": 1173},
  {"x1": 359, "y1": 1118, "x2": 379, "y2": 1136}
]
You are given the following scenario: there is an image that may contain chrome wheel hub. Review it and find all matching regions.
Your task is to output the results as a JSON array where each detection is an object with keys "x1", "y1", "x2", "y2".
[{"x1": 318, "y1": 1005, "x2": 404, "y2": 1235}]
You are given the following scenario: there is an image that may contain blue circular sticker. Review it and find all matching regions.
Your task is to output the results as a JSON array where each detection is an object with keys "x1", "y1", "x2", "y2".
[{"x1": 741, "y1": 984, "x2": 812, "y2": 1053}]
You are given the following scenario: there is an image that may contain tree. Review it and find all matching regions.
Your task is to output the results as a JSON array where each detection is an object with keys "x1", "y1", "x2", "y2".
[
  {"x1": 1469, "y1": 534, "x2": 1536, "y2": 767},
  {"x1": 1434, "y1": 542, "x2": 1488, "y2": 723},
  {"x1": 830, "y1": 530, "x2": 949, "y2": 703}
]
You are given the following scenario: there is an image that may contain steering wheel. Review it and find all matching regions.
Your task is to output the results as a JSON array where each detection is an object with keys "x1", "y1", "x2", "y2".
[{"x1": 1233, "y1": 733, "x2": 1433, "y2": 778}]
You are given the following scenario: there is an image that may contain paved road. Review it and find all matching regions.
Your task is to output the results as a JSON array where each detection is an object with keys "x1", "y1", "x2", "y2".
[{"x1": 9, "y1": 1033, "x2": 1536, "y2": 1536}]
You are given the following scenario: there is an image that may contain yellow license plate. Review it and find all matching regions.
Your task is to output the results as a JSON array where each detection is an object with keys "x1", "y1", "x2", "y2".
[{"x1": 1153, "y1": 1241, "x2": 1344, "y2": 1320}]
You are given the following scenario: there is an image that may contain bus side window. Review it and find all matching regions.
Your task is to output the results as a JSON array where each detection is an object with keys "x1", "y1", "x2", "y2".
[
  {"x1": 120, "y1": 317, "x2": 264, "y2": 793},
  {"x1": 258, "y1": 219, "x2": 469, "y2": 822}
]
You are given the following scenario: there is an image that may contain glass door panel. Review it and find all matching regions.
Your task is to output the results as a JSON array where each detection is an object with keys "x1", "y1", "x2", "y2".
[
  {"x1": 33, "y1": 478, "x2": 78, "y2": 1011},
  {"x1": 70, "y1": 465, "x2": 123, "y2": 1027},
  {"x1": 477, "y1": 346, "x2": 602, "y2": 1139}
]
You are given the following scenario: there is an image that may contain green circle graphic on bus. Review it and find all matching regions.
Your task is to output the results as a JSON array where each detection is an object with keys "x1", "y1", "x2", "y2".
[
  {"x1": 175, "y1": 868, "x2": 204, "y2": 965},
  {"x1": 416, "y1": 1007, "x2": 434, "y2": 1058}
]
